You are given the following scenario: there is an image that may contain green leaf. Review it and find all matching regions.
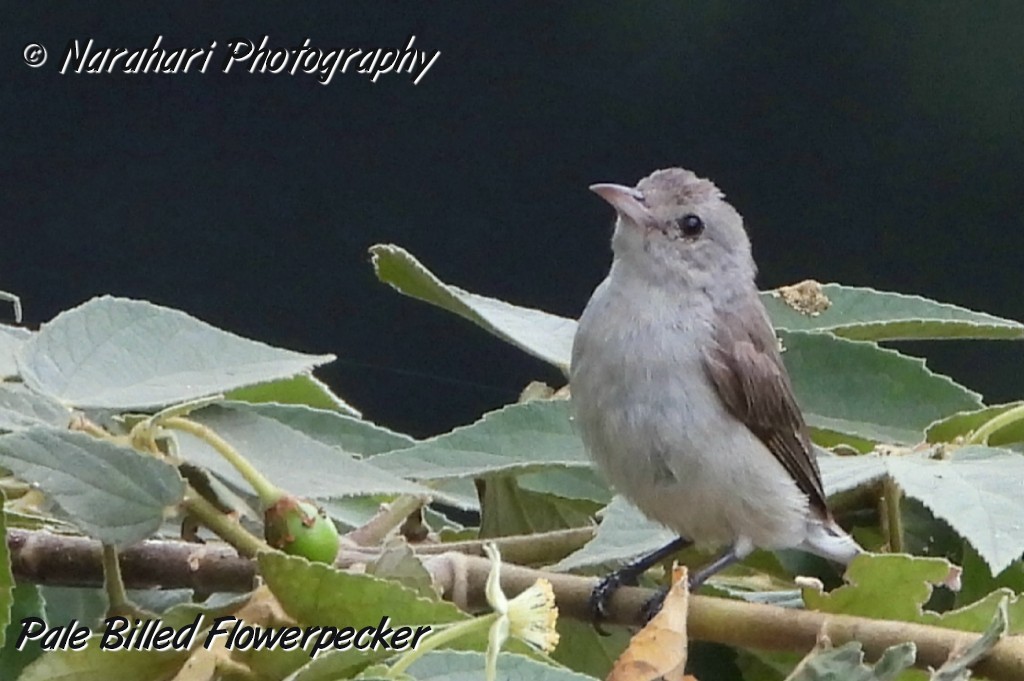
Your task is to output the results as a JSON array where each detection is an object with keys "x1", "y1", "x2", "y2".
[
  {"x1": 226, "y1": 402, "x2": 415, "y2": 457},
  {"x1": 319, "y1": 495, "x2": 399, "y2": 530},
  {"x1": 405, "y1": 650, "x2": 601, "y2": 681},
  {"x1": 886, "y1": 446, "x2": 1024, "y2": 575},
  {"x1": 782, "y1": 331, "x2": 982, "y2": 444},
  {"x1": 763, "y1": 283, "x2": 1024, "y2": 341},
  {"x1": 18, "y1": 296, "x2": 334, "y2": 410},
  {"x1": 956, "y1": 543, "x2": 1024, "y2": 608},
  {"x1": 0, "y1": 326, "x2": 29, "y2": 380},
  {"x1": 352, "y1": 667, "x2": 397, "y2": 681},
  {"x1": 517, "y1": 468, "x2": 612, "y2": 505},
  {"x1": 551, "y1": 496, "x2": 673, "y2": 572},
  {"x1": 40, "y1": 586, "x2": 106, "y2": 629},
  {"x1": 287, "y1": 652, "x2": 376, "y2": 681},
  {"x1": 159, "y1": 592, "x2": 253, "y2": 630},
  {"x1": 817, "y1": 453, "x2": 887, "y2": 496},
  {"x1": 784, "y1": 640, "x2": 915, "y2": 681},
  {"x1": 803, "y1": 553, "x2": 1024, "y2": 634},
  {"x1": 478, "y1": 477, "x2": 601, "y2": 538},
  {"x1": 259, "y1": 552, "x2": 466, "y2": 627},
  {"x1": 925, "y1": 402, "x2": 1024, "y2": 447},
  {"x1": 737, "y1": 649, "x2": 798, "y2": 681},
  {"x1": 370, "y1": 244, "x2": 575, "y2": 372},
  {"x1": 366, "y1": 541, "x2": 439, "y2": 599},
  {"x1": 0, "y1": 385, "x2": 71, "y2": 432},
  {"x1": 371, "y1": 400, "x2": 588, "y2": 481},
  {"x1": 809, "y1": 429, "x2": 877, "y2": 454},
  {"x1": 817, "y1": 448, "x2": 1024, "y2": 577},
  {"x1": 16, "y1": 637, "x2": 188, "y2": 681},
  {"x1": 0, "y1": 429, "x2": 185, "y2": 545},
  {"x1": 176, "y1": 403, "x2": 429, "y2": 500},
  {"x1": 803, "y1": 553, "x2": 956, "y2": 620},
  {"x1": 0, "y1": 584, "x2": 45, "y2": 679},
  {"x1": 256, "y1": 552, "x2": 473, "y2": 680},
  {"x1": 227, "y1": 373, "x2": 360, "y2": 417},
  {"x1": 930, "y1": 598, "x2": 1008, "y2": 681},
  {"x1": 549, "y1": 619, "x2": 630, "y2": 680}
]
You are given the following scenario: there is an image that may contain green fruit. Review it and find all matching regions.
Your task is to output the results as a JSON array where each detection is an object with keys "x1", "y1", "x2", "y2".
[{"x1": 264, "y1": 496, "x2": 340, "y2": 564}]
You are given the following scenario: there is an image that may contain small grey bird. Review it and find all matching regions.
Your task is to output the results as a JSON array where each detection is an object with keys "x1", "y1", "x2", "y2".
[{"x1": 571, "y1": 168, "x2": 861, "y2": 617}]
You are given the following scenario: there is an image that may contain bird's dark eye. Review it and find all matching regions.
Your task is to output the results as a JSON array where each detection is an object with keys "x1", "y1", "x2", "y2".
[{"x1": 678, "y1": 214, "x2": 704, "y2": 237}]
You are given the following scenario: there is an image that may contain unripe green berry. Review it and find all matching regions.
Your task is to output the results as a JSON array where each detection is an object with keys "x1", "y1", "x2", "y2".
[{"x1": 264, "y1": 496, "x2": 340, "y2": 564}]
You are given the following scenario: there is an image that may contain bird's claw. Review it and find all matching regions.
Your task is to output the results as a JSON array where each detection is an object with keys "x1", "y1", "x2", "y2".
[
  {"x1": 639, "y1": 586, "x2": 668, "y2": 623},
  {"x1": 588, "y1": 570, "x2": 638, "y2": 635}
]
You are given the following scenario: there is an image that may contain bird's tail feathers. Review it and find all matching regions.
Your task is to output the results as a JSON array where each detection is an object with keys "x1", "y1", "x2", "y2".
[{"x1": 800, "y1": 517, "x2": 862, "y2": 565}]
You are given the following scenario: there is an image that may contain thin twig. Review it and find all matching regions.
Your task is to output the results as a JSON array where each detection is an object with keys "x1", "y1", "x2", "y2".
[
  {"x1": 101, "y1": 544, "x2": 131, "y2": 616},
  {"x1": 344, "y1": 494, "x2": 431, "y2": 546},
  {"x1": 883, "y1": 476, "x2": 904, "y2": 553}
]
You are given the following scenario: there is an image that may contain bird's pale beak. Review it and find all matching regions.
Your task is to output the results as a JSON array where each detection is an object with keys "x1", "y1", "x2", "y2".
[{"x1": 589, "y1": 183, "x2": 652, "y2": 226}]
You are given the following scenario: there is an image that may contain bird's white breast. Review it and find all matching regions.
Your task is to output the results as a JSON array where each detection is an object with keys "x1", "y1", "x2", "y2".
[{"x1": 570, "y1": 274, "x2": 809, "y2": 550}]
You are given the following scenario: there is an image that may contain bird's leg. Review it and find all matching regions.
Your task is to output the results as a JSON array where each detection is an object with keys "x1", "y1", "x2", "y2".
[
  {"x1": 590, "y1": 536, "x2": 692, "y2": 626},
  {"x1": 639, "y1": 543, "x2": 745, "y2": 621}
]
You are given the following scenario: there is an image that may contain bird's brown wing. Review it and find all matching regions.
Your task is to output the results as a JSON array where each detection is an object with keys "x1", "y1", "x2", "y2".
[{"x1": 701, "y1": 297, "x2": 830, "y2": 515}]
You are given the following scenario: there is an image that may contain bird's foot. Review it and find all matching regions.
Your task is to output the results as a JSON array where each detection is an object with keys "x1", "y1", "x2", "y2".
[
  {"x1": 639, "y1": 586, "x2": 669, "y2": 623},
  {"x1": 589, "y1": 568, "x2": 640, "y2": 634},
  {"x1": 588, "y1": 537, "x2": 693, "y2": 633},
  {"x1": 640, "y1": 547, "x2": 743, "y2": 623}
]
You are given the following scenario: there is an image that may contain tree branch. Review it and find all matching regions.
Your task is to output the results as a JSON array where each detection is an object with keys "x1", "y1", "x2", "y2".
[
  {"x1": 7, "y1": 529, "x2": 256, "y2": 593},
  {"x1": 7, "y1": 528, "x2": 1024, "y2": 680}
]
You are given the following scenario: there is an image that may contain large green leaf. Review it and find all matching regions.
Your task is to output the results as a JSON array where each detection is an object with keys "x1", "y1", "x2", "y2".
[
  {"x1": 0, "y1": 429, "x2": 185, "y2": 545},
  {"x1": 763, "y1": 283, "x2": 1024, "y2": 341},
  {"x1": 886, "y1": 446, "x2": 1024, "y2": 575},
  {"x1": 227, "y1": 402, "x2": 415, "y2": 457},
  {"x1": 825, "y1": 447, "x2": 1024, "y2": 577},
  {"x1": 370, "y1": 400, "x2": 588, "y2": 481},
  {"x1": 803, "y1": 553, "x2": 958, "y2": 621},
  {"x1": 18, "y1": 296, "x2": 334, "y2": 410},
  {"x1": 177, "y1": 403, "x2": 429, "y2": 500},
  {"x1": 810, "y1": 448, "x2": 1024, "y2": 576},
  {"x1": 803, "y1": 553, "x2": 1024, "y2": 635},
  {"x1": 370, "y1": 245, "x2": 575, "y2": 372},
  {"x1": 782, "y1": 331, "x2": 982, "y2": 444}
]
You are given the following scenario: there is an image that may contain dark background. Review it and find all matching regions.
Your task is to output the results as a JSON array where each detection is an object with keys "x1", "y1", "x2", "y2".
[{"x1": 4, "y1": 3, "x2": 1023, "y2": 437}]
